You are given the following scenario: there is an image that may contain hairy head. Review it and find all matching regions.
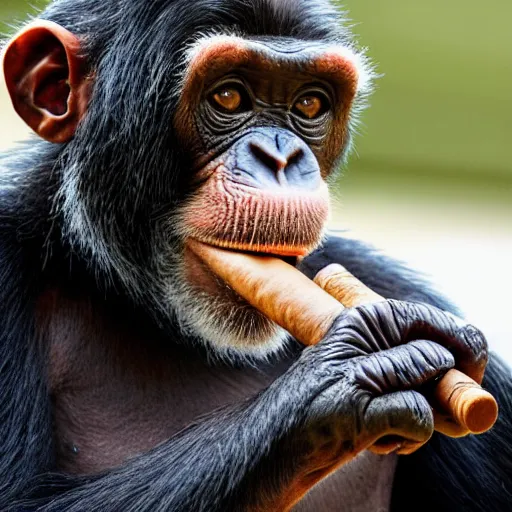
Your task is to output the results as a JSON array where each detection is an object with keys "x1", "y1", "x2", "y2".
[{"x1": 2, "y1": 0, "x2": 374, "y2": 360}]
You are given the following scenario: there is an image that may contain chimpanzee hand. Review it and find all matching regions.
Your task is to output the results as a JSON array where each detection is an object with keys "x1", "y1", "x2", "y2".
[{"x1": 277, "y1": 299, "x2": 487, "y2": 474}]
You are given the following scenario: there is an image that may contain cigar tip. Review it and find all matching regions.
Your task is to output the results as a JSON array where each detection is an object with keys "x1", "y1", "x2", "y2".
[{"x1": 460, "y1": 389, "x2": 499, "y2": 434}]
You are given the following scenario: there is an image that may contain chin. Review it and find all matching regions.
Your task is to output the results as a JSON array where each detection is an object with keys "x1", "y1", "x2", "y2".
[
  {"x1": 176, "y1": 295, "x2": 291, "y2": 361},
  {"x1": 159, "y1": 242, "x2": 292, "y2": 362}
]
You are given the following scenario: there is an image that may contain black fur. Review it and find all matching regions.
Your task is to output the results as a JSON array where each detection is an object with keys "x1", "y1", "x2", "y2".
[
  {"x1": 1, "y1": 0, "x2": 511, "y2": 510},
  {"x1": 34, "y1": 0, "x2": 352, "y2": 299}
]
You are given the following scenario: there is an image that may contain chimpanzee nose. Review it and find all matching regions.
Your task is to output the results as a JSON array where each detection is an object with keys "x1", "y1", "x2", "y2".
[
  {"x1": 233, "y1": 129, "x2": 321, "y2": 189},
  {"x1": 249, "y1": 139, "x2": 304, "y2": 177}
]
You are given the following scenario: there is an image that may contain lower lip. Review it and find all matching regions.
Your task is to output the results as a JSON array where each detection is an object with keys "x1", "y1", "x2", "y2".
[{"x1": 190, "y1": 241, "x2": 299, "y2": 267}]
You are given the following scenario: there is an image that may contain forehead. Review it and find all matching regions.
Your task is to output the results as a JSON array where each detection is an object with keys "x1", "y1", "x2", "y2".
[{"x1": 183, "y1": 34, "x2": 372, "y2": 96}]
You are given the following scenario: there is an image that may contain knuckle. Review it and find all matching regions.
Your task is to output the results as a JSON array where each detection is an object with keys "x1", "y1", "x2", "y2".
[
  {"x1": 386, "y1": 298, "x2": 410, "y2": 324},
  {"x1": 391, "y1": 298, "x2": 439, "y2": 323},
  {"x1": 386, "y1": 346, "x2": 430, "y2": 384},
  {"x1": 298, "y1": 344, "x2": 355, "y2": 383},
  {"x1": 462, "y1": 323, "x2": 488, "y2": 349},
  {"x1": 318, "y1": 309, "x2": 377, "y2": 357},
  {"x1": 376, "y1": 391, "x2": 433, "y2": 435},
  {"x1": 387, "y1": 299, "x2": 440, "y2": 341},
  {"x1": 459, "y1": 323, "x2": 489, "y2": 362},
  {"x1": 401, "y1": 390, "x2": 427, "y2": 412},
  {"x1": 312, "y1": 334, "x2": 361, "y2": 360},
  {"x1": 353, "y1": 356, "x2": 385, "y2": 393},
  {"x1": 397, "y1": 392, "x2": 433, "y2": 428},
  {"x1": 415, "y1": 340, "x2": 454, "y2": 367}
]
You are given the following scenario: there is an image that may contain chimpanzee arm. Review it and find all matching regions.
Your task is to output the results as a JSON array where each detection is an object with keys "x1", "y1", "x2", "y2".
[
  {"x1": 14, "y1": 385, "x2": 307, "y2": 511},
  {"x1": 0, "y1": 234, "x2": 54, "y2": 506},
  {"x1": 12, "y1": 300, "x2": 485, "y2": 512}
]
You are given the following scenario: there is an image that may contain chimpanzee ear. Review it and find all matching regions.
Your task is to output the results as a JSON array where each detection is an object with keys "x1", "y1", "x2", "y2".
[{"x1": 2, "y1": 21, "x2": 91, "y2": 143}]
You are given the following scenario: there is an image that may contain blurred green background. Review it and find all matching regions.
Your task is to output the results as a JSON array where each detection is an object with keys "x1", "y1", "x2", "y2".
[
  {"x1": 1, "y1": 1, "x2": 511, "y2": 359},
  {"x1": 345, "y1": 0, "x2": 512, "y2": 207},
  {"x1": 1, "y1": 0, "x2": 511, "y2": 201}
]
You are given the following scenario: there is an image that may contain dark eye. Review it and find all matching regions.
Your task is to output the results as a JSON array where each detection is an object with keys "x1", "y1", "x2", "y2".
[
  {"x1": 293, "y1": 93, "x2": 330, "y2": 120},
  {"x1": 209, "y1": 83, "x2": 251, "y2": 114}
]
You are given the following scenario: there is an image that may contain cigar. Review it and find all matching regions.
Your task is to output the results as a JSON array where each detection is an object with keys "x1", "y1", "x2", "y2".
[
  {"x1": 314, "y1": 264, "x2": 498, "y2": 437},
  {"x1": 188, "y1": 240, "x2": 498, "y2": 438}
]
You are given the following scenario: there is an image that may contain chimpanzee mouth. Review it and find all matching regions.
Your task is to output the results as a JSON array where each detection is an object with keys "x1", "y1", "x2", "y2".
[
  {"x1": 228, "y1": 248, "x2": 298, "y2": 268},
  {"x1": 180, "y1": 169, "x2": 330, "y2": 260},
  {"x1": 189, "y1": 238, "x2": 300, "y2": 267}
]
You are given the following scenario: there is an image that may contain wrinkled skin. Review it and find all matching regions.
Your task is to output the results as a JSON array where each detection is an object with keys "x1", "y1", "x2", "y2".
[
  {"x1": 5, "y1": 292, "x2": 488, "y2": 511},
  {"x1": 0, "y1": 0, "x2": 507, "y2": 510},
  {"x1": 218, "y1": 300, "x2": 488, "y2": 511},
  {"x1": 294, "y1": 299, "x2": 486, "y2": 447}
]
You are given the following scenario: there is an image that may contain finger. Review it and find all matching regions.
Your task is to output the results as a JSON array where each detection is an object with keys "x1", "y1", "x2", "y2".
[
  {"x1": 369, "y1": 441, "x2": 425, "y2": 456},
  {"x1": 432, "y1": 409, "x2": 471, "y2": 438},
  {"x1": 363, "y1": 390, "x2": 434, "y2": 454},
  {"x1": 353, "y1": 341, "x2": 455, "y2": 449},
  {"x1": 354, "y1": 340, "x2": 455, "y2": 395},
  {"x1": 357, "y1": 340, "x2": 480, "y2": 437},
  {"x1": 386, "y1": 300, "x2": 488, "y2": 383}
]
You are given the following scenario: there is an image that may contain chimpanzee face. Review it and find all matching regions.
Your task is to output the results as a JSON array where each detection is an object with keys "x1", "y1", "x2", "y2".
[
  {"x1": 166, "y1": 34, "x2": 372, "y2": 357},
  {"x1": 2, "y1": 1, "x2": 373, "y2": 360}
]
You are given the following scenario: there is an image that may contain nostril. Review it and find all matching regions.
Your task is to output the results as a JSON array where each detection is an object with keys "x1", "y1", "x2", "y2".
[
  {"x1": 249, "y1": 142, "x2": 287, "y2": 173},
  {"x1": 286, "y1": 148, "x2": 304, "y2": 168}
]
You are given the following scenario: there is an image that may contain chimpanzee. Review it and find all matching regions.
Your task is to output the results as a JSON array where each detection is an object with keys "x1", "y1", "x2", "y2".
[{"x1": 0, "y1": 0, "x2": 511, "y2": 510}]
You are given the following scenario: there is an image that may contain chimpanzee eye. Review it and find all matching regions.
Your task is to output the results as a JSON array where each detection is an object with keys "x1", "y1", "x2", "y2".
[
  {"x1": 293, "y1": 93, "x2": 330, "y2": 120},
  {"x1": 212, "y1": 88, "x2": 241, "y2": 112},
  {"x1": 209, "y1": 83, "x2": 250, "y2": 114}
]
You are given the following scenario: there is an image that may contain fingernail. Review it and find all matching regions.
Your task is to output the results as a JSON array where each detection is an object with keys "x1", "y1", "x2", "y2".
[{"x1": 380, "y1": 442, "x2": 403, "y2": 455}]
